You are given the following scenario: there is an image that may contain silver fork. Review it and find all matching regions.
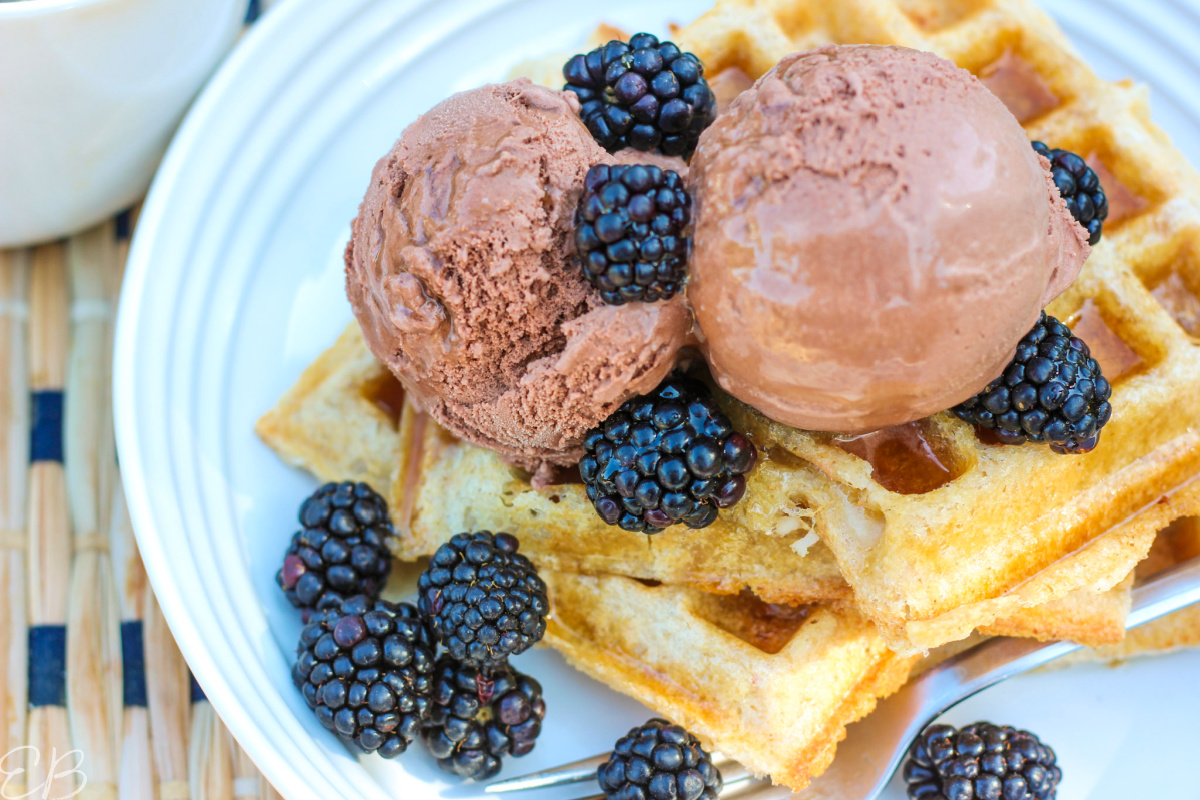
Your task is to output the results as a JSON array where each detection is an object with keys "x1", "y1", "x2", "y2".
[{"x1": 487, "y1": 556, "x2": 1200, "y2": 800}]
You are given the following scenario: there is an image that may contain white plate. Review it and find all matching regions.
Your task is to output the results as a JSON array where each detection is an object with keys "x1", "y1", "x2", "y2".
[{"x1": 112, "y1": 1, "x2": 1200, "y2": 798}]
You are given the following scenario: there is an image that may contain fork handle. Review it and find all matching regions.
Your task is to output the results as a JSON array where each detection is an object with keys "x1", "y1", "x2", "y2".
[
  {"x1": 871, "y1": 555, "x2": 1200, "y2": 793},
  {"x1": 936, "y1": 555, "x2": 1200, "y2": 707}
]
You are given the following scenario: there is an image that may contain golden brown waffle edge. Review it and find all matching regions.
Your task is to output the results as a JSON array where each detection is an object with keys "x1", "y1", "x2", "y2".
[{"x1": 542, "y1": 570, "x2": 918, "y2": 791}]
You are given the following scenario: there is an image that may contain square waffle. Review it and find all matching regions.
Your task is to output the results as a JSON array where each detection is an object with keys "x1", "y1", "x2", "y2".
[
  {"x1": 662, "y1": 0, "x2": 1200, "y2": 653},
  {"x1": 259, "y1": 0, "x2": 1200, "y2": 654},
  {"x1": 257, "y1": 324, "x2": 1134, "y2": 646}
]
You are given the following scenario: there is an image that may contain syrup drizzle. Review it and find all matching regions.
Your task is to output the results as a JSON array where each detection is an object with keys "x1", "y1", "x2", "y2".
[
  {"x1": 360, "y1": 372, "x2": 406, "y2": 427},
  {"x1": 697, "y1": 591, "x2": 812, "y2": 655},
  {"x1": 1068, "y1": 299, "x2": 1143, "y2": 381},
  {"x1": 833, "y1": 420, "x2": 961, "y2": 495}
]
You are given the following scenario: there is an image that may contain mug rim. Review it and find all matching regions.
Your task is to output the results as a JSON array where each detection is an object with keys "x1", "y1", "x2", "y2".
[{"x1": 0, "y1": 0, "x2": 123, "y2": 17}]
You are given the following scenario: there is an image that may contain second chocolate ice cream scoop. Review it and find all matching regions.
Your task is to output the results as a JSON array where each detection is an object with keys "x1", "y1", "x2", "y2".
[{"x1": 688, "y1": 45, "x2": 1090, "y2": 434}]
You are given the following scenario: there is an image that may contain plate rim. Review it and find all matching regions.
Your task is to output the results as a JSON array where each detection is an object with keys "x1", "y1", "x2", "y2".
[
  {"x1": 113, "y1": 1, "x2": 1200, "y2": 798},
  {"x1": 112, "y1": 1, "x2": 392, "y2": 797}
]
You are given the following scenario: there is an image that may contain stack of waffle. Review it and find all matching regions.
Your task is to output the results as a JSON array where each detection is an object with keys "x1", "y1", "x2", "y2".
[{"x1": 258, "y1": 0, "x2": 1200, "y2": 789}]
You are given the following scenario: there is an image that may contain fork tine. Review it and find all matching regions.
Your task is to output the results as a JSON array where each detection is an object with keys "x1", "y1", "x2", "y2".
[
  {"x1": 485, "y1": 753, "x2": 610, "y2": 793},
  {"x1": 722, "y1": 778, "x2": 788, "y2": 800},
  {"x1": 487, "y1": 752, "x2": 733, "y2": 794},
  {"x1": 550, "y1": 768, "x2": 768, "y2": 800}
]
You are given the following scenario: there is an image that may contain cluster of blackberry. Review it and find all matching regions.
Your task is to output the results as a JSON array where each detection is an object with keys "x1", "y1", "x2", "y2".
[
  {"x1": 276, "y1": 481, "x2": 393, "y2": 616},
  {"x1": 277, "y1": 485, "x2": 549, "y2": 778},
  {"x1": 905, "y1": 722, "x2": 1061, "y2": 800},
  {"x1": 423, "y1": 656, "x2": 546, "y2": 780},
  {"x1": 292, "y1": 595, "x2": 434, "y2": 758},
  {"x1": 580, "y1": 375, "x2": 758, "y2": 533},
  {"x1": 417, "y1": 531, "x2": 549, "y2": 669},
  {"x1": 953, "y1": 313, "x2": 1113, "y2": 454},
  {"x1": 564, "y1": 33, "x2": 716, "y2": 158},
  {"x1": 597, "y1": 719, "x2": 724, "y2": 800},
  {"x1": 575, "y1": 164, "x2": 691, "y2": 305}
]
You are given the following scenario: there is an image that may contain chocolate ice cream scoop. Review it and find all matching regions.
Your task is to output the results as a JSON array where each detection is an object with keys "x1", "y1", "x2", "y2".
[
  {"x1": 345, "y1": 80, "x2": 689, "y2": 471},
  {"x1": 688, "y1": 45, "x2": 1090, "y2": 433}
]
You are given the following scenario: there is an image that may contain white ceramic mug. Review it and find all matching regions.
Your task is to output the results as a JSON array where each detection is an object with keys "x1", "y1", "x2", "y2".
[{"x1": 0, "y1": 0, "x2": 247, "y2": 247}]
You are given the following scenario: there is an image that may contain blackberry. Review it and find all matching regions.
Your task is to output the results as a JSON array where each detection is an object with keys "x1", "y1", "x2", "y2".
[
  {"x1": 580, "y1": 375, "x2": 758, "y2": 533},
  {"x1": 292, "y1": 596, "x2": 435, "y2": 758},
  {"x1": 1032, "y1": 141, "x2": 1108, "y2": 245},
  {"x1": 953, "y1": 313, "x2": 1112, "y2": 454},
  {"x1": 564, "y1": 33, "x2": 716, "y2": 158},
  {"x1": 575, "y1": 163, "x2": 691, "y2": 305},
  {"x1": 417, "y1": 532, "x2": 549, "y2": 670},
  {"x1": 904, "y1": 721, "x2": 1061, "y2": 800},
  {"x1": 276, "y1": 481, "x2": 393, "y2": 613},
  {"x1": 597, "y1": 719, "x2": 722, "y2": 800},
  {"x1": 421, "y1": 655, "x2": 546, "y2": 780}
]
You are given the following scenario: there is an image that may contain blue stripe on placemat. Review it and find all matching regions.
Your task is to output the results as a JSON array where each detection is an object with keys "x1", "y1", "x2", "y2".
[
  {"x1": 245, "y1": 0, "x2": 261, "y2": 23},
  {"x1": 30, "y1": 390, "x2": 63, "y2": 464},
  {"x1": 190, "y1": 672, "x2": 207, "y2": 704},
  {"x1": 115, "y1": 209, "x2": 133, "y2": 240},
  {"x1": 121, "y1": 621, "x2": 148, "y2": 707},
  {"x1": 28, "y1": 625, "x2": 67, "y2": 707}
]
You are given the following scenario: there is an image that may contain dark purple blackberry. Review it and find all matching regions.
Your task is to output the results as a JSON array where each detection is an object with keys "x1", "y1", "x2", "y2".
[
  {"x1": 563, "y1": 33, "x2": 716, "y2": 158},
  {"x1": 292, "y1": 596, "x2": 435, "y2": 758},
  {"x1": 1032, "y1": 141, "x2": 1108, "y2": 245},
  {"x1": 953, "y1": 313, "x2": 1113, "y2": 454},
  {"x1": 580, "y1": 375, "x2": 758, "y2": 533},
  {"x1": 597, "y1": 719, "x2": 722, "y2": 800},
  {"x1": 575, "y1": 163, "x2": 691, "y2": 305},
  {"x1": 421, "y1": 655, "x2": 546, "y2": 780},
  {"x1": 417, "y1": 532, "x2": 549, "y2": 670},
  {"x1": 276, "y1": 481, "x2": 393, "y2": 614},
  {"x1": 904, "y1": 722, "x2": 1061, "y2": 800}
]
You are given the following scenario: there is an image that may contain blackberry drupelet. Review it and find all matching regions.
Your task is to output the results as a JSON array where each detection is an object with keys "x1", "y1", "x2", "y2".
[
  {"x1": 904, "y1": 721, "x2": 1061, "y2": 800},
  {"x1": 953, "y1": 313, "x2": 1113, "y2": 454},
  {"x1": 417, "y1": 532, "x2": 549, "y2": 670},
  {"x1": 276, "y1": 481, "x2": 393, "y2": 613},
  {"x1": 575, "y1": 163, "x2": 691, "y2": 305},
  {"x1": 1033, "y1": 141, "x2": 1108, "y2": 245},
  {"x1": 563, "y1": 33, "x2": 717, "y2": 158},
  {"x1": 292, "y1": 596, "x2": 435, "y2": 758},
  {"x1": 421, "y1": 655, "x2": 546, "y2": 780},
  {"x1": 597, "y1": 718, "x2": 722, "y2": 800},
  {"x1": 580, "y1": 375, "x2": 758, "y2": 533}
]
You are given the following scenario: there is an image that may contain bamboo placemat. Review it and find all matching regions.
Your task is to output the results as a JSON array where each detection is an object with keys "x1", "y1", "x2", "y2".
[
  {"x1": 0, "y1": 214, "x2": 281, "y2": 800},
  {"x1": 0, "y1": 4, "x2": 284, "y2": 797}
]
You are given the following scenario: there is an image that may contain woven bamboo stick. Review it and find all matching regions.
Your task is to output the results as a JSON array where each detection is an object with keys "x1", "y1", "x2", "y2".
[
  {"x1": 188, "y1": 702, "x2": 232, "y2": 800},
  {"x1": 231, "y1": 739, "x2": 266, "y2": 800},
  {"x1": 144, "y1": 584, "x2": 191, "y2": 800},
  {"x1": 27, "y1": 243, "x2": 79, "y2": 799},
  {"x1": 260, "y1": 777, "x2": 284, "y2": 800},
  {"x1": 113, "y1": 208, "x2": 138, "y2": 283},
  {"x1": 109, "y1": 211, "x2": 159, "y2": 800},
  {"x1": 66, "y1": 223, "x2": 124, "y2": 800},
  {"x1": 0, "y1": 248, "x2": 30, "y2": 797},
  {"x1": 113, "y1": 477, "x2": 155, "y2": 800}
]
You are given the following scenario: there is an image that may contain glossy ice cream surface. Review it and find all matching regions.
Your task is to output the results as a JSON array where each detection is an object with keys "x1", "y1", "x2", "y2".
[
  {"x1": 688, "y1": 45, "x2": 1090, "y2": 433},
  {"x1": 345, "y1": 80, "x2": 689, "y2": 471}
]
